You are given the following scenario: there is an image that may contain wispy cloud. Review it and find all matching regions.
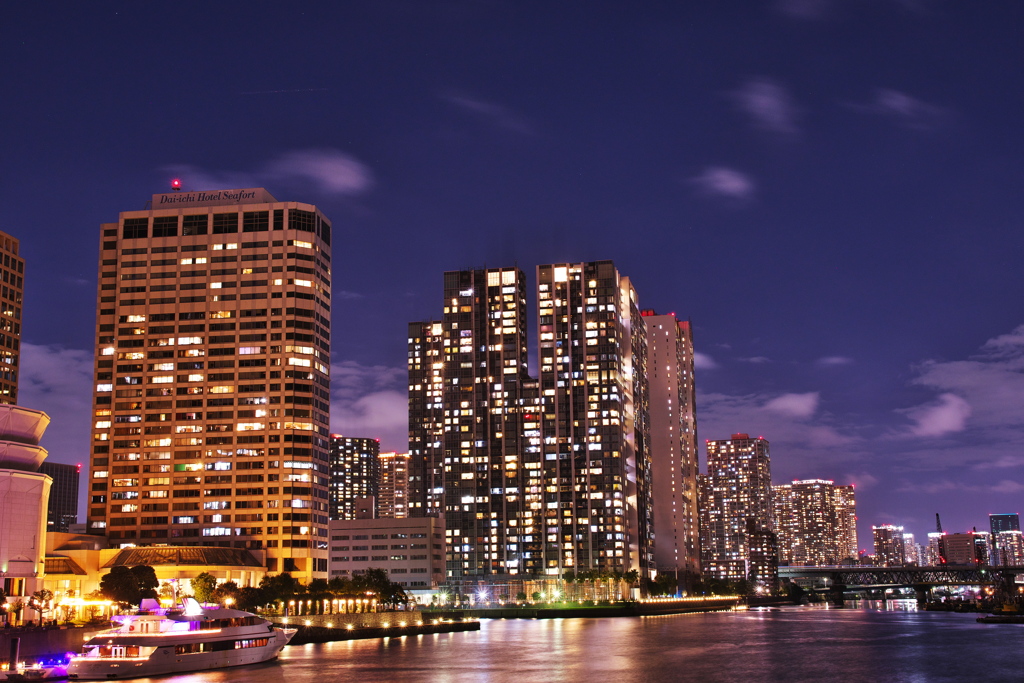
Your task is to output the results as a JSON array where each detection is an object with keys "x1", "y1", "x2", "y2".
[
  {"x1": 688, "y1": 166, "x2": 756, "y2": 200},
  {"x1": 330, "y1": 360, "x2": 407, "y2": 451},
  {"x1": 442, "y1": 92, "x2": 534, "y2": 135},
  {"x1": 816, "y1": 356, "x2": 854, "y2": 366},
  {"x1": 19, "y1": 343, "x2": 94, "y2": 465},
  {"x1": 694, "y1": 352, "x2": 719, "y2": 370},
  {"x1": 162, "y1": 148, "x2": 374, "y2": 197},
  {"x1": 899, "y1": 392, "x2": 971, "y2": 437},
  {"x1": 763, "y1": 392, "x2": 820, "y2": 419},
  {"x1": 738, "y1": 356, "x2": 772, "y2": 364},
  {"x1": 851, "y1": 89, "x2": 950, "y2": 130},
  {"x1": 731, "y1": 78, "x2": 800, "y2": 135}
]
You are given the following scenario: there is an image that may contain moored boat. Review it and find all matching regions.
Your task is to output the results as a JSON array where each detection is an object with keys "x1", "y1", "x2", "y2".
[{"x1": 66, "y1": 598, "x2": 294, "y2": 680}]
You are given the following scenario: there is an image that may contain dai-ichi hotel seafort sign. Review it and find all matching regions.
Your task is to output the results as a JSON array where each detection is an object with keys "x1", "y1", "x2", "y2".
[{"x1": 150, "y1": 188, "x2": 278, "y2": 208}]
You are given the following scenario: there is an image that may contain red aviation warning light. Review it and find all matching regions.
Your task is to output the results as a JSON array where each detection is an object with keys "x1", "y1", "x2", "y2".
[{"x1": 171, "y1": 178, "x2": 182, "y2": 191}]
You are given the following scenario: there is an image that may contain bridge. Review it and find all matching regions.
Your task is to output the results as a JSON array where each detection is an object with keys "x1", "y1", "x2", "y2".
[{"x1": 778, "y1": 565, "x2": 1024, "y2": 605}]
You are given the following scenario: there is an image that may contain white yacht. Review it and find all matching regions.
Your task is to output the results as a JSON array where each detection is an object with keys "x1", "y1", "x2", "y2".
[{"x1": 67, "y1": 598, "x2": 295, "y2": 680}]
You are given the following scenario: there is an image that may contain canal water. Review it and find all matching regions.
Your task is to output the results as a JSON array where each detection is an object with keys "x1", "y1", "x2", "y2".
[{"x1": 121, "y1": 604, "x2": 1022, "y2": 682}]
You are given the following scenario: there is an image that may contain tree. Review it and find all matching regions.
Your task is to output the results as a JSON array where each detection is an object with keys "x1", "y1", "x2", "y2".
[
  {"x1": 211, "y1": 580, "x2": 240, "y2": 605},
  {"x1": 100, "y1": 566, "x2": 158, "y2": 609},
  {"x1": 30, "y1": 589, "x2": 54, "y2": 622},
  {"x1": 236, "y1": 586, "x2": 268, "y2": 612},
  {"x1": 515, "y1": 591, "x2": 528, "y2": 603},
  {"x1": 191, "y1": 572, "x2": 218, "y2": 604}
]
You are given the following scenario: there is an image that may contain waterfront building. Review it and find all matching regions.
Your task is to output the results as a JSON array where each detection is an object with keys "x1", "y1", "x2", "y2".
[
  {"x1": 536, "y1": 261, "x2": 652, "y2": 577},
  {"x1": 872, "y1": 525, "x2": 906, "y2": 566},
  {"x1": 703, "y1": 434, "x2": 774, "y2": 582},
  {"x1": 407, "y1": 267, "x2": 539, "y2": 579},
  {"x1": 972, "y1": 530, "x2": 991, "y2": 565},
  {"x1": 641, "y1": 310, "x2": 699, "y2": 577},
  {"x1": 329, "y1": 435, "x2": 381, "y2": 521},
  {"x1": 328, "y1": 515, "x2": 446, "y2": 589},
  {"x1": 926, "y1": 532, "x2": 944, "y2": 565},
  {"x1": 990, "y1": 514, "x2": 1020, "y2": 565},
  {"x1": 994, "y1": 530, "x2": 1024, "y2": 565},
  {"x1": 774, "y1": 479, "x2": 857, "y2": 566},
  {"x1": 746, "y1": 519, "x2": 779, "y2": 592},
  {"x1": 378, "y1": 451, "x2": 410, "y2": 518},
  {"x1": 0, "y1": 405, "x2": 52, "y2": 603},
  {"x1": 940, "y1": 532, "x2": 980, "y2": 565},
  {"x1": 0, "y1": 231, "x2": 24, "y2": 405},
  {"x1": 39, "y1": 461, "x2": 80, "y2": 533},
  {"x1": 87, "y1": 187, "x2": 332, "y2": 581}
]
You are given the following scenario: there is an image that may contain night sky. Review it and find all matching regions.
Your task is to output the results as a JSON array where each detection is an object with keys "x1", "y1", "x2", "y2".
[{"x1": 3, "y1": 1, "x2": 1023, "y2": 548}]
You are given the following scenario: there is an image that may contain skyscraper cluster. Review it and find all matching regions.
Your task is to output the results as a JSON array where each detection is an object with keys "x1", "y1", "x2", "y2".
[{"x1": 408, "y1": 262, "x2": 700, "y2": 581}]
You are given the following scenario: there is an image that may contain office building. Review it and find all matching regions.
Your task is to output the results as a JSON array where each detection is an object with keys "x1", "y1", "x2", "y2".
[
  {"x1": 87, "y1": 187, "x2": 332, "y2": 581},
  {"x1": 328, "y1": 516, "x2": 445, "y2": 589},
  {"x1": 536, "y1": 261, "x2": 652, "y2": 576},
  {"x1": 378, "y1": 451, "x2": 410, "y2": 519},
  {"x1": 38, "y1": 461, "x2": 80, "y2": 533},
  {"x1": 641, "y1": 310, "x2": 699, "y2": 576},
  {"x1": 940, "y1": 532, "x2": 980, "y2": 565},
  {"x1": 0, "y1": 232, "x2": 24, "y2": 405},
  {"x1": 774, "y1": 479, "x2": 858, "y2": 567},
  {"x1": 329, "y1": 435, "x2": 380, "y2": 520},
  {"x1": 703, "y1": 434, "x2": 774, "y2": 582},
  {"x1": 408, "y1": 267, "x2": 539, "y2": 579},
  {"x1": 872, "y1": 525, "x2": 906, "y2": 566}
]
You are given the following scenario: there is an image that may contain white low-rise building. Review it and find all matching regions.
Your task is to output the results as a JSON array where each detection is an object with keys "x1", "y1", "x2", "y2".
[{"x1": 328, "y1": 516, "x2": 445, "y2": 589}]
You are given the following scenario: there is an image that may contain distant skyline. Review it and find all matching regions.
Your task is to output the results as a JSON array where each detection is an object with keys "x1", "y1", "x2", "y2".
[{"x1": 3, "y1": 2, "x2": 1024, "y2": 545}]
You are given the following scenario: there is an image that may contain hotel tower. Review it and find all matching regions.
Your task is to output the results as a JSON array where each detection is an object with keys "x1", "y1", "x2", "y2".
[{"x1": 87, "y1": 187, "x2": 332, "y2": 581}]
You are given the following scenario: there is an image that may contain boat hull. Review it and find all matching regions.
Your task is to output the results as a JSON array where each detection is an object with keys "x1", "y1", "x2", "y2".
[{"x1": 66, "y1": 628, "x2": 294, "y2": 680}]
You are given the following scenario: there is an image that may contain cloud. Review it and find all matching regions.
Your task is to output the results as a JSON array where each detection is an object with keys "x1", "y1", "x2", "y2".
[
  {"x1": 731, "y1": 78, "x2": 800, "y2": 134},
  {"x1": 688, "y1": 167, "x2": 756, "y2": 200},
  {"x1": 845, "y1": 472, "x2": 879, "y2": 490},
  {"x1": 442, "y1": 92, "x2": 534, "y2": 135},
  {"x1": 694, "y1": 352, "x2": 718, "y2": 370},
  {"x1": 18, "y1": 343, "x2": 94, "y2": 464},
  {"x1": 762, "y1": 392, "x2": 819, "y2": 419},
  {"x1": 991, "y1": 480, "x2": 1024, "y2": 495},
  {"x1": 739, "y1": 356, "x2": 771, "y2": 364},
  {"x1": 816, "y1": 356, "x2": 853, "y2": 366},
  {"x1": 851, "y1": 89, "x2": 950, "y2": 130},
  {"x1": 899, "y1": 392, "x2": 971, "y2": 437},
  {"x1": 329, "y1": 360, "x2": 407, "y2": 451},
  {"x1": 162, "y1": 148, "x2": 373, "y2": 197}
]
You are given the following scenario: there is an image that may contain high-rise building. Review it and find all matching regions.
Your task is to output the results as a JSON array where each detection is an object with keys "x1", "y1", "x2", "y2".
[
  {"x1": 774, "y1": 479, "x2": 859, "y2": 566},
  {"x1": 834, "y1": 484, "x2": 858, "y2": 561},
  {"x1": 926, "y1": 531, "x2": 944, "y2": 565},
  {"x1": 329, "y1": 435, "x2": 381, "y2": 521},
  {"x1": 0, "y1": 231, "x2": 24, "y2": 405},
  {"x1": 536, "y1": 261, "x2": 652, "y2": 576},
  {"x1": 38, "y1": 462, "x2": 80, "y2": 533},
  {"x1": 995, "y1": 530, "x2": 1024, "y2": 566},
  {"x1": 703, "y1": 434, "x2": 774, "y2": 582},
  {"x1": 408, "y1": 267, "x2": 539, "y2": 579},
  {"x1": 990, "y1": 514, "x2": 1020, "y2": 565},
  {"x1": 378, "y1": 452, "x2": 410, "y2": 519},
  {"x1": 641, "y1": 310, "x2": 699, "y2": 576},
  {"x1": 87, "y1": 187, "x2": 332, "y2": 581},
  {"x1": 871, "y1": 524, "x2": 906, "y2": 566},
  {"x1": 940, "y1": 532, "x2": 980, "y2": 565}
]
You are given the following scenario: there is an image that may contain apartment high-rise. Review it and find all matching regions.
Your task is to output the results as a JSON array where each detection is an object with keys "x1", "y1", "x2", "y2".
[
  {"x1": 378, "y1": 451, "x2": 410, "y2": 519},
  {"x1": 408, "y1": 268, "x2": 539, "y2": 579},
  {"x1": 88, "y1": 187, "x2": 332, "y2": 581},
  {"x1": 0, "y1": 231, "x2": 24, "y2": 404},
  {"x1": 990, "y1": 513, "x2": 1020, "y2": 565},
  {"x1": 536, "y1": 261, "x2": 652, "y2": 576},
  {"x1": 641, "y1": 310, "x2": 699, "y2": 576},
  {"x1": 834, "y1": 484, "x2": 858, "y2": 561},
  {"x1": 774, "y1": 479, "x2": 858, "y2": 566},
  {"x1": 329, "y1": 435, "x2": 380, "y2": 521},
  {"x1": 38, "y1": 462, "x2": 80, "y2": 533},
  {"x1": 703, "y1": 434, "x2": 774, "y2": 582},
  {"x1": 872, "y1": 524, "x2": 906, "y2": 567}
]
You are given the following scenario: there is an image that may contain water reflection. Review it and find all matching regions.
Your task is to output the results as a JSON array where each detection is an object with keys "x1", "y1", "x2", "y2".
[{"x1": 130, "y1": 606, "x2": 1017, "y2": 683}]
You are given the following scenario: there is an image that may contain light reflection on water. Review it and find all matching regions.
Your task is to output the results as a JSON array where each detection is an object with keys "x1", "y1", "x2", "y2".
[{"x1": 124, "y1": 605, "x2": 1020, "y2": 683}]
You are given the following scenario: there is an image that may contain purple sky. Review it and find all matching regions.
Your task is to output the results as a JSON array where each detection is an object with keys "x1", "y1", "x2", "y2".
[{"x1": 3, "y1": 1, "x2": 1024, "y2": 547}]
